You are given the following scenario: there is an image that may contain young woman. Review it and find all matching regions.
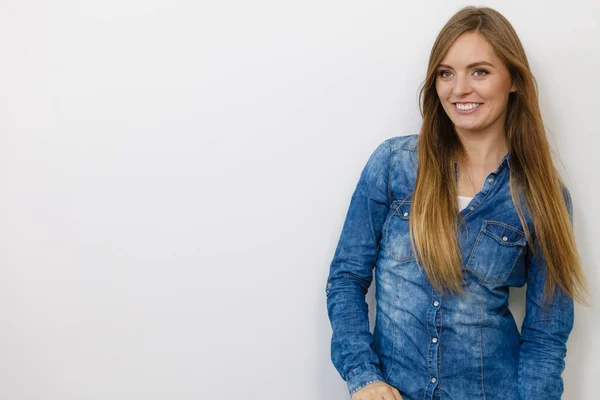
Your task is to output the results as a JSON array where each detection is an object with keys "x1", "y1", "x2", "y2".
[{"x1": 325, "y1": 6, "x2": 589, "y2": 400}]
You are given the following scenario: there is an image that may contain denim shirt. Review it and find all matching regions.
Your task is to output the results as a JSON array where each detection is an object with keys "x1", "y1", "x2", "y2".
[{"x1": 325, "y1": 134, "x2": 574, "y2": 400}]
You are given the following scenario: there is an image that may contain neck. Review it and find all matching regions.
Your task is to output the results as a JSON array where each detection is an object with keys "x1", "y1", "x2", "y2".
[{"x1": 455, "y1": 131, "x2": 508, "y2": 169}]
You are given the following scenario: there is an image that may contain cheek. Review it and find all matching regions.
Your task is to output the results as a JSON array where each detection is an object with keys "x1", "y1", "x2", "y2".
[
  {"x1": 479, "y1": 86, "x2": 497, "y2": 100},
  {"x1": 477, "y1": 80, "x2": 508, "y2": 101},
  {"x1": 435, "y1": 82, "x2": 449, "y2": 100}
]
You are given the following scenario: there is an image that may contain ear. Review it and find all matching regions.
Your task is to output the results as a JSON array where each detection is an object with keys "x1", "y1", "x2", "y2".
[{"x1": 510, "y1": 82, "x2": 517, "y2": 93}]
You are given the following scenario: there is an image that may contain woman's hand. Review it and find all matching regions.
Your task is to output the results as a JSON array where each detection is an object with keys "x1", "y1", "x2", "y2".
[{"x1": 351, "y1": 381, "x2": 404, "y2": 400}]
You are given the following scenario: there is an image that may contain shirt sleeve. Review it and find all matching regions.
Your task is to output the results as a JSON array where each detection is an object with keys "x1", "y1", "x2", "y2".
[
  {"x1": 325, "y1": 138, "x2": 392, "y2": 396},
  {"x1": 517, "y1": 186, "x2": 575, "y2": 399}
]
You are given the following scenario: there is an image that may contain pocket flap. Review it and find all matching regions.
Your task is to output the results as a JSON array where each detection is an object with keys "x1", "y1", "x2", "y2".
[
  {"x1": 391, "y1": 200, "x2": 411, "y2": 220},
  {"x1": 482, "y1": 221, "x2": 526, "y2": 246}
]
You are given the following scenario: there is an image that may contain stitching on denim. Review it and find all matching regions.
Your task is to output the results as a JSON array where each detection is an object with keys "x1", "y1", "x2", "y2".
[
  {"x1": 439, "y1": 298, "x2": 443, "y2": 400},
  {"x1": 507, "y1": 246, "x2": 526, "y2": 278},
  {"x1": 425, "y1": 288, "x2": 432, "y2": 400},
  {"x1": 477, "y1": 284, "x2": 487, "y2": 400},
  {"x1": 382, "y1": 244, "x2": 417, "y2": 262},
  {"x1": 399, "y1": 145, "x2": 417, "y2": 151},
  {"x1": 386, "y1": 273, "x2": 401, "y2": 382},
  {"x1": 425, "y1": 284, "x2": 432, "y2": 338},
  {"x1": 350, "y1": 379, "x2": 384, "y2": 395},
  {"x1": 383, "y1": 194, "x2": 416, "y2": 262},
  {"x1": 483, "y1": 219, "x2": 526, "y2": 237},
  {"x1": 383, "y1": 225, "x2": 417, "y2": 262},
  {"x1": 392, "y1": 134, "x2": 418, "y2": 151},
  {"x1": 482, "y1": 227, "x2": 526, "y2": 247},
  {"x1": 466, "y1": 223, "x2": 526, "y2": 284},
  {"x1": 388, "y1": 133, "x2": 418, "y2": 152},
  {"x1": 391, "y1": 135, "x2": 401, "y2": 151},
  {"x1": 465, "y1": 228, "x2": 485, "y2": 279},
  {"x1": 460, "y1": 169, "x2": 501, "y2": 218}
]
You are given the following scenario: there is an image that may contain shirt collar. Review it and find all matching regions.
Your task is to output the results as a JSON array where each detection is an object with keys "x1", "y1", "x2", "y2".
[{"x1": 499, "y1": 151, "x2": 511, "y2": 171}]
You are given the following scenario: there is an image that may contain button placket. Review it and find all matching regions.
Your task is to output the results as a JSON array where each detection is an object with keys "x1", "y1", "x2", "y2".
[
  {"x1": 431, "y1": 298, "x2": 440, "y2": 345},
  {"x1": 461, "y1": 171, "x2": 500, "y2": 214},
  {"x1": 426, "y1": 292, "x2": 441, "y2": 396}
]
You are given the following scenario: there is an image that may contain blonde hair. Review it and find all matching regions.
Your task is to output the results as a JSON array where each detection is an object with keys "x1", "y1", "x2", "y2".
[{"x1": 411, "y1": 6, "x2": 589, "y2": 313}]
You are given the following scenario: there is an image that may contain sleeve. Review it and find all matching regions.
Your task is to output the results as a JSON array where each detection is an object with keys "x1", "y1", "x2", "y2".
[
  {"x1": 517, "y1": 186, "x2": 575, "y2": 399},
  {"x1": 325, "y1": 138, "x2": 392, "y2": 396}
]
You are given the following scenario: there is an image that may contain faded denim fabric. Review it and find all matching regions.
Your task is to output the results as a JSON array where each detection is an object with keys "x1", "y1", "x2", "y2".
[{"x1": 325, "y1": 134, "x2": 574, "y2": 400}]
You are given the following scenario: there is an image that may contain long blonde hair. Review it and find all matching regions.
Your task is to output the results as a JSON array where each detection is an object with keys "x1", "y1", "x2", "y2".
[{"x1": 411, "y1": 6, "x2": 589, "y2": 312}]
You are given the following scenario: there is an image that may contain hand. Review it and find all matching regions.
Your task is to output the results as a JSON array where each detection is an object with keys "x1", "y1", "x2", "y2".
[{"x1": 351, "y1": 381, "x2": 404, "y2": 400}]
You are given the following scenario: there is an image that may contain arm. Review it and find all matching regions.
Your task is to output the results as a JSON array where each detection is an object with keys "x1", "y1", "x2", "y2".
[
  {"x1": 517, "y1": 186, "x2": 575, "y2": 399},
  {"x1": 325, "y1": 138, "x2": 392, "y2": 396}
]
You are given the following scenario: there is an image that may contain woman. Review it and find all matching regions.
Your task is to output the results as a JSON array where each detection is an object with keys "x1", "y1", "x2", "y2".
[{"x1": 325, "y1": 6, "x2": 589, "y2": 400}]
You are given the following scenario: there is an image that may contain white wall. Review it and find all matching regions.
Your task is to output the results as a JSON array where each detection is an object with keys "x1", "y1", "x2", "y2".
[{"x1": 0, "y1": 1, "x2": 598, "y2": 399}]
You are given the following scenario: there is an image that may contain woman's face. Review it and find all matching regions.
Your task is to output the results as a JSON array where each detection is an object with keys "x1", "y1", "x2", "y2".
[{"x1": 435, "y1": 31, "x2": 516, "y2": 136}]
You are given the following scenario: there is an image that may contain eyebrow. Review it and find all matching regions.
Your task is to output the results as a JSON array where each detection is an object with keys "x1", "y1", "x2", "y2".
[{"x1": 437, "y1": 61, "x2": 496, "y2": 69}]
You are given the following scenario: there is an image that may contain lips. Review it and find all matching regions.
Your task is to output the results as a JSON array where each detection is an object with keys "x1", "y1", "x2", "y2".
[{"x1": 453, "y1": 102, "x2": 481, "y2": 114}]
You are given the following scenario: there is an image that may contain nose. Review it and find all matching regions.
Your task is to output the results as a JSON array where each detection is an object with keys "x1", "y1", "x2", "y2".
[{"x1": 453, "y1": 74, "x2": 472, "y2": 97}]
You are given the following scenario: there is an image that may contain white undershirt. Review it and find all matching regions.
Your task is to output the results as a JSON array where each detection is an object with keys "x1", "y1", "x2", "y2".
[{"x1": 458, "y1": 195, "x2": 474, "y2": 211}]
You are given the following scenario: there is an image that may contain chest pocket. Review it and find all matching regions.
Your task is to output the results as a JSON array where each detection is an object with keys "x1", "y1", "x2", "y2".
[
  {"x1": 382, "y1": 199, "x2": 415, "y2": 261},
  {"x1": 466, "y1": 220, "x2": 527, "y2": 284}
]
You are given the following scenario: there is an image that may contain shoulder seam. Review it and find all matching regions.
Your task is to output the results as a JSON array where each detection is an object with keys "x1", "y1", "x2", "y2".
[{"x1": 390, "y1": 135, "x2": 418, "y2": 152}]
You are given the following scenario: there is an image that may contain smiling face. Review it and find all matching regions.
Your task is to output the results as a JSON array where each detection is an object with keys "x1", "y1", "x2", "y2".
[{"x1": 435, "y1": 31, "x2": 516, "y2": 137}]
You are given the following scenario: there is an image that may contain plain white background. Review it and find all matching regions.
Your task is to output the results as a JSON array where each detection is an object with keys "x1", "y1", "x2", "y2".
[{"x1": 0, "y1": 1, "x2": 598, "y2": 399}]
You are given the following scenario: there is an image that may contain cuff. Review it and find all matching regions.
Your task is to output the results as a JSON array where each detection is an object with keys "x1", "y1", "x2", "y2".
[{"x1": 347, "y1": 363, "x2": 385, "y2": 396}]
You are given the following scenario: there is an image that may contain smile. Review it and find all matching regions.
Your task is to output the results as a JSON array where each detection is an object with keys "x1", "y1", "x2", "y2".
[{"x1": 453, "y1": 103, "x2": 481, "y2": 114}]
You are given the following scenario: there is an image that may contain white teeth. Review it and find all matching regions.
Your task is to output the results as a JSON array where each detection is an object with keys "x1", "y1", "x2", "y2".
[{"x1": 456, "y1": 103, "x2": 480, "y2": 110}]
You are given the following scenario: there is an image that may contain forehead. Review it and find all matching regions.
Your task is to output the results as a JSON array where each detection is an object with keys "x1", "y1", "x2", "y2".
[{"x1": 440, "y1": 31, "x2": 501, "y2": 66}]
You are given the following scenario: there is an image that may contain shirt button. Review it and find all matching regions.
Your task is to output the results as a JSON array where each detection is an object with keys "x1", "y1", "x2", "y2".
[
  {"x1": 433, "y1": 301, "x2": 439, "y2": 306},
  {"x1": 327, "y1": 283, "x2": 332, "y2": 288},
  {"x1": 469, "y1": 206, "x2": 475, "y2": 211},
  {"x1": 488, "y1": 178, "x2": 494, "y2": 182},
  {"x1": 432, "y1": 338, "x2": 438, "y2": 343},
  {"x1": 403, "y1": 212, "x2": 409, "y2": 217},
  {"x1": 502, "y1": 236, "x2": 508, "y2": 242},
  {"x1": 431, "y1": 377, "x2": 437, "y2": 383}
]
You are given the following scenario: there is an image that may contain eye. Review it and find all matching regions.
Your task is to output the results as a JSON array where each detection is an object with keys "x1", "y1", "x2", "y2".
[{"x1": 437, "y1": 68, "x2": 489, "y2": 79}]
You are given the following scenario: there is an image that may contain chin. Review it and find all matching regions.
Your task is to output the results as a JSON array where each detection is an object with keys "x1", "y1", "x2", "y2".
[{"x1": 453, "y1": 123, "x2": 486, "y2": 133}]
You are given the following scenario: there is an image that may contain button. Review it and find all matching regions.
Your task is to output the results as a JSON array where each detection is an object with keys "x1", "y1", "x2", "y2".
[
  {"x1": 403, "y1": 212, "x2": 409, "y2": 217},
  {"x1": 488, "y1": 178, "x2": 494, "y2": 182},
  {"x1": 502, "y1": 236, "x2": 508, "y2": 242},
  {"x1": 327, "y1": 283, "x2": 332, "y2": 288},
  {"x1": 469, "y1": 206, "x2": 475, "y2": 210},
  {"x1": 433, "y1": 301, "x2": 439, "y2": 306},
  {"x1": 431, "y1": 377, "x2": 437, "y2": 383},
  {"x1": 326, "y1": 290, "x2": 330, "y2": 295},
  {"x1": 432, "y1": 338, "x2": 438, "y2": 343}
]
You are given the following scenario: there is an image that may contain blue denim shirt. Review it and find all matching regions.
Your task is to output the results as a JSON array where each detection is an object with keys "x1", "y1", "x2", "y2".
[{"x1": 325, "y1": 134, "x2": 574, "y2": 399}]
